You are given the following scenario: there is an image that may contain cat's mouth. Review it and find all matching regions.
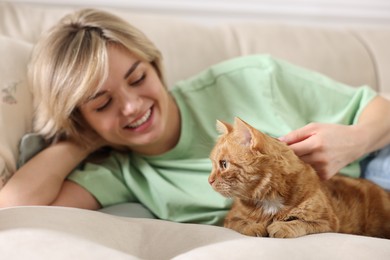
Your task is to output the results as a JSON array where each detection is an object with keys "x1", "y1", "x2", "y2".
[{"x1": 211, "y1": 182, "x2": 233, "y2": 198}]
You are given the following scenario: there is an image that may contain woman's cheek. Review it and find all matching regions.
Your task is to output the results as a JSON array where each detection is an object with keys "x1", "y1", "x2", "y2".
[
  {"x1": 101, "y1": 117, "x2": 117, "y2": 132},
  {"x1": 89, "y1": 115, "x2": 114, "y2": 135}
]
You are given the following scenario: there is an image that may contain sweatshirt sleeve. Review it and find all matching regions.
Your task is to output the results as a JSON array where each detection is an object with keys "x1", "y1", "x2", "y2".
[{"x1": 67, "y1": 152, "x2": 137, "y2": 207}]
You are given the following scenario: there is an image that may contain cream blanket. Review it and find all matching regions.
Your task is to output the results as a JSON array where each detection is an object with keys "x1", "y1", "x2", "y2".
[{"x1": 0, "y1": 206, "x2": 389, "y2": 259}]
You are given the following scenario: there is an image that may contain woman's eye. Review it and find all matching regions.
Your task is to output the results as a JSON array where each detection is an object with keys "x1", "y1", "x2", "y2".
[
  {"x1": 96, "y1": 99, "x2": 111, "y2": 112},
  {"x1": 129, "y1": 73, "x2": 146, "y2": 87},
  {"x1": 219, "y1": 160, "x2": 228, "y2": 169}
]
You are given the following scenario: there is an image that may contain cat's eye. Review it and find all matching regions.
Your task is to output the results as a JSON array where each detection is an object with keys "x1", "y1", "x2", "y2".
[{"x1": 219, "y1": 160, "x2": 229, "y2": 169}]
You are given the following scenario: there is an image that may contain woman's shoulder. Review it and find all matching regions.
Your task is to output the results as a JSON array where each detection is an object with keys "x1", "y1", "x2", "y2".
[
  {"x1": 171, "y1": 54, "x2": 278, "y2": 91},
  {"x1": 200, "y1": 54, "x2": 278, "y2": 76}
]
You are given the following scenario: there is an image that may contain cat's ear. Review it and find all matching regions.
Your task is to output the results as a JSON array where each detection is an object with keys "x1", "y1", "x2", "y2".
[
  {"x1": 234, "y1": 117, "x2": 266, "y2": 148},
  {"x1": 233, "y1": 117, "x2": 254, "y2": 147},
  {"x1": 216, "y1": 120, "x2": 232, "y2": 135}
]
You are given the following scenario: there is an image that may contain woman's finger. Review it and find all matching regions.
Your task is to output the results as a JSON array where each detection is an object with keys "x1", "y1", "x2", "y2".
[{"x1": 279, "y1": 124, "x2": 315, "y2": 145}]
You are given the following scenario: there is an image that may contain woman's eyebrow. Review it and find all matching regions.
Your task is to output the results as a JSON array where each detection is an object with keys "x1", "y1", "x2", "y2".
[
  {"x1": 84, "y1": 90, "x2": 106, "y2": 103},
  {"x1": 89, "y1": 91, "x2": 106, "y2": 101},
  {"x1": 124, "y1": 60, "x2": 141, "y2": 79}
]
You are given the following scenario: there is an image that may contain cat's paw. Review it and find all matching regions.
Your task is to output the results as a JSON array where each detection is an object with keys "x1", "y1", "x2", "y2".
[
  {"x1": 245, "y1": 228, "x2": 267, "y2": 237},
  {"x1": 228, "y1": 223, "x2": 267, "y2": 237},
  {"x1": 267, "y1": 221, "x2": 307, "y2": 238}
]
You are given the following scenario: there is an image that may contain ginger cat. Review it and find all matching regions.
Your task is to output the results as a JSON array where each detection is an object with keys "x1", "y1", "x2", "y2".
[{"x1": 208, "y1": 117, "x2": 390, "y2": 238}]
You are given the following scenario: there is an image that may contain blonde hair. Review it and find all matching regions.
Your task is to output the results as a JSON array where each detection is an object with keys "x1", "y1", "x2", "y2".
[{"x1": 28, "y1": 9, "x2": 165, "y2": 145}]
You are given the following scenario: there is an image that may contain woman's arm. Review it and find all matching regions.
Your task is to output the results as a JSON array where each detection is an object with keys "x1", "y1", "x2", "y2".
[
  {"x1": 355, "y1": 95, "x2": 390, "y2": 153},
  {"x1": 279, "y1": 95, "x2": 390, "y2": 180},
  {"x1": 0, "y1": 141, "x2": 100, "y2": 209},
  {"x1": 52, "y1": 180, "x2": 101, "y2": 209}
]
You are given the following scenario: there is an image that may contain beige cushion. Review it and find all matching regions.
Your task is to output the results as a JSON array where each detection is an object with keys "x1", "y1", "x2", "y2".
[
  {"x1": 352, "y1": 28, "x2": 390, "y2": 98},
  {"x1": 0, "y1": 36, "x2": 33, "y2": 188}
]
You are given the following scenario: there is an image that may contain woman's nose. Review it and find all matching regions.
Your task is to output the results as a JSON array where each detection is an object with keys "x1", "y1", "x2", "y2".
[{"x1": 119, "y1": 91, "x2": 141, "y2": 116}]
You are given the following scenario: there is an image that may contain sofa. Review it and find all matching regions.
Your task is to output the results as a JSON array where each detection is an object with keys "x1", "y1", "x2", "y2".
[{"x1": 0, "y1": 2, "x2": 389, "y2": 259}]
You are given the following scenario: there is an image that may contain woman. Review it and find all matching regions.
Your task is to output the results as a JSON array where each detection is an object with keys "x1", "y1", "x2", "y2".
[{"x1": 0, "y1": 9, "x2": 389, "y2": 225}]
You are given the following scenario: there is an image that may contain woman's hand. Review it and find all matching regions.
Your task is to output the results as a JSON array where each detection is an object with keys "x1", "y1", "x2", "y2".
[
  {"x1": 279, "y1": 123, "x2": 364, "y2": 180},
  {"x1": 279, "y1": 96, "x2": 390, "y2": 180}
]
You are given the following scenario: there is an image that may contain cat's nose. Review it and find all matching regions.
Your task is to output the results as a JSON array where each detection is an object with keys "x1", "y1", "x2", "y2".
[{"x1": 208, "y1": 176, "x2": 215, "y2": 185}]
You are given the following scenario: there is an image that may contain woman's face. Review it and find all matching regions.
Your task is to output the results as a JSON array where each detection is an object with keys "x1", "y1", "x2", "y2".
[{"x1": 79, "y1": 44, "x2": 179, "y2": 155}]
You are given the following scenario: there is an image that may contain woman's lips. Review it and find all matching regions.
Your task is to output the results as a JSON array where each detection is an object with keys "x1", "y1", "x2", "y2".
[{"x1": 125, "y1": 107, "x2": 152, "y2": 129}]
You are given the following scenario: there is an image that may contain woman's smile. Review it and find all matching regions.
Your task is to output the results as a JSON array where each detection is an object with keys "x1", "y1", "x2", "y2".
[{"x1": 124, "y1": 106, "x2": 153, "y2": 131}]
